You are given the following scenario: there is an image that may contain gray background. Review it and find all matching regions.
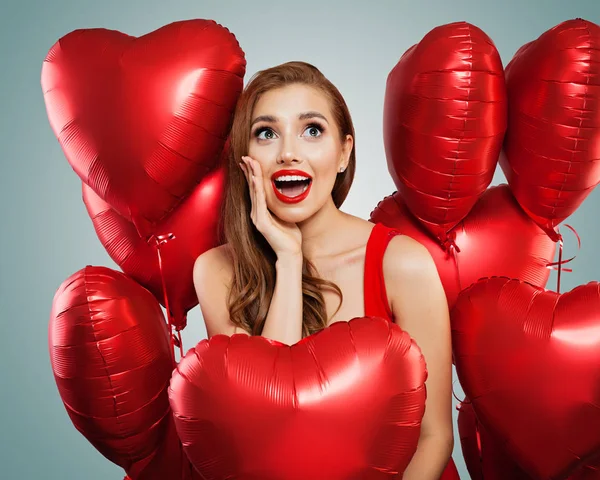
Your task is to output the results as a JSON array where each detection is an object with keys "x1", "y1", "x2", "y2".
[{"x1": 2, "y1": 0, "x2": 599, "y2": 478}]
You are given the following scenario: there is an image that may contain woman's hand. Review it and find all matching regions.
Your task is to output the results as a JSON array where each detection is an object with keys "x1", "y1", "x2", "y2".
[{"x1": 240, "y1": 155, "x2": 303, "y2": 259}]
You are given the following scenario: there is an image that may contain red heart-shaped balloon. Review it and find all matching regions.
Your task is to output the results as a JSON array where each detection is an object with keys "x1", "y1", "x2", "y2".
[
  {"x1": 501, "y1": 18, "x2": 600, "y2": 241},
  {"x1": 83, "y1": 164, "x2": 226, "y2": 331},
  {"x1": 458, "y1": 399, "x2": 600, "y2": 480},
  {"x1": 169, "y1": 317, "x2": 427, "y2": 480},
  {"x1": 370, "y1": 185, "x2": 556, "y2": 309},
  {"x1": 383, "y1": 21, "x2": 507, "y2": 244},
  {"x1": 452, "y1": 277, "x2": 600, "y2": 479},
  {"x1": 48, "y1": 265, "x2": 199, "y2": 479},
  {"x1": 41, "y1": 19, "x2": 245, "y2": 237},
  {"x1": 457, "y1": 399, "x2": 532, "y2": 480}
]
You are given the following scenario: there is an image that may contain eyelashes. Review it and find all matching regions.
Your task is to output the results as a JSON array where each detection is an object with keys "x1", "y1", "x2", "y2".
[
  {"x1": 304, "y1": 122, "x2": 326, "y2": 136},
  {"x1": 252, "y1": 122, "x2": 326, "y2": 140},
  {"x1": 252, "y1": 126, "x2": 273, "y2": 139}
]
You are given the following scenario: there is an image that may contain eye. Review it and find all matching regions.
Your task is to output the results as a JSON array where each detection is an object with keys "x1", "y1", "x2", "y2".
[
  {"x1": 303, "y1": 123, "x2": 324, "y2": 138},
  {"x1": 252, "y1": 122, "x2": 325, "y2": 141},
  {"x1": 254, "y1": 127, "x2": 276, "y2": 141}
]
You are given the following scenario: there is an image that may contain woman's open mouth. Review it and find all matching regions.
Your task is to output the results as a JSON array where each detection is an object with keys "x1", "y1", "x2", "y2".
[{"x1": 272, "y1": 176, "x2": 312, "y2": 204}]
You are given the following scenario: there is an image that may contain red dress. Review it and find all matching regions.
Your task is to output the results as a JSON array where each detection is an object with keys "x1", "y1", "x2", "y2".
[{"x1": 364, "y1": 222, "x2": 461, "y2": 480}]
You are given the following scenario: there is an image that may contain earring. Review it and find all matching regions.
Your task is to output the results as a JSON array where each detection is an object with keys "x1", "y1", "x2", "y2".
[{"x1": 339, "y1": 167, "x2": 345, "y2": 173}]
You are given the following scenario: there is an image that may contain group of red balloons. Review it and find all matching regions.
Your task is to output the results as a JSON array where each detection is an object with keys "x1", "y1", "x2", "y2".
[
  {"x1": 43, "y1": 16, "x2": 600, "y2": 480},
  {"x1": 375, "y1": 18, "x2": 600, "y2": 480}
]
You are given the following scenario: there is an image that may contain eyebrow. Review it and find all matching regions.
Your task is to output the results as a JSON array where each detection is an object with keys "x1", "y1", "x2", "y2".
[{"x1": 250, "y1": 111, "x2": 329, "y2": 127}]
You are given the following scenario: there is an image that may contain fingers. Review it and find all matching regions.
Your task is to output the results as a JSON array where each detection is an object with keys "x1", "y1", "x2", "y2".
[
  {"x1": 242, "y1": 156, "x2": 269, "y2": 231},
  {"x1": 249, "y1": 159, "x2": 268, "y2": 219},
  {"x1": 241, "y1": 156, "x2": 259, "y2": 224},
  {"x1": 239, "y1": 157, "x2": 255, "y2": 220},
  {"x1": 239, "y1": 158, "x2": 249, "y2": 183}
]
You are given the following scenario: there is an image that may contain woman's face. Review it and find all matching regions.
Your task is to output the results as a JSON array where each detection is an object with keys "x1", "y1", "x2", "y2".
[{"x1": 247, "y1": 83, "x2": 353, "y2": 223}]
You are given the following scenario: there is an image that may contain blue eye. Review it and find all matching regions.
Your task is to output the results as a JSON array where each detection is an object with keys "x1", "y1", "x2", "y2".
[
  {"x1": 252, "y1": 122, "x2": 325, "y2": 141},
  {"x1": 304, "y1": 123, "x2": 324, "y2": 138},
  {"x1": 254, "y1": 127, "x2": 275, "y2": 140}
]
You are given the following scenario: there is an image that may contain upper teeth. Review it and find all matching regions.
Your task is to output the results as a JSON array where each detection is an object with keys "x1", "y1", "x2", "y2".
[{"x1": 275, "y1": 175, "x2": 310, "y2": 182}]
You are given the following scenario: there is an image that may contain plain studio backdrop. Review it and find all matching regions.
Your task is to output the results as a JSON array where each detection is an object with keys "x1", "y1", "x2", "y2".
[{"x1": 1, "y1": 0, "x2": 599, "y2": 478}]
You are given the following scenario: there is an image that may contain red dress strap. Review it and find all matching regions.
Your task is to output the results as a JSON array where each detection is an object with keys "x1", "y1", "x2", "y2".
[{"x1": 363, "y1": 222, "x2": 402, "y2": 321}]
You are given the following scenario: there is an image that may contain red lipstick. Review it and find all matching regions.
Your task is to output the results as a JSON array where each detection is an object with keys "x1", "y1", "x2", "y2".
[{"x1": 271, "y1": 169, "x2": 312, "y2": 204}]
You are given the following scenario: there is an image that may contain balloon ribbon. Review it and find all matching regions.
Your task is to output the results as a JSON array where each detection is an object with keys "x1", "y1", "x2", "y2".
[
  {"x1": 442, "y1": 232, "x2": 463, "y2": 294},
  {"x1": 147, "y1": 232, "x2": 184, "y2": 365},
  {"x1": 546, "y1": 224, "x2": 581, "y2": 293}
]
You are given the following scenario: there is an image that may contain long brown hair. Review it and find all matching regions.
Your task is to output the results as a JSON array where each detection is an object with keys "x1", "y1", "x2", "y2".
[{"x1": 221, "y1": 61, "x2": 356, "y2": 338}]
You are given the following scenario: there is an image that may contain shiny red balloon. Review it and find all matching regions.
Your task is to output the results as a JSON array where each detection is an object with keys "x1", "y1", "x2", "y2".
[
  {"x1": 501, "y1": 18, "x2": 600, "y2": 242},
  {"x1": 383, "y1": 21, "x2": 507, "y2": 244},
  {"x1": 456, "y1": 401, "x2": 485, "y2": 480},
  {"x1": 41, "y1": 19, "x2": 246, "y2": 237},
  {"x1": 370, "y1": 184, "x2": 556, "y2": 309},
  {"x1": 452, "y1": 277, "x2": 600, "y2": 479},
  {"x1": 48, "y1": 266, "x2": 199, "y2": 479},
  {"x1": 169, "y1": 317, "x2": 427, "y2": 480},
  {"x1": 83, "y1": 164, "x2": 226, "y2": 331},
  {"x1": 457, "y1": 399, "x2": 531, "y2": 480},
  {"x1": 458, "y1": 399, "x2": 600, "y2": 480}
]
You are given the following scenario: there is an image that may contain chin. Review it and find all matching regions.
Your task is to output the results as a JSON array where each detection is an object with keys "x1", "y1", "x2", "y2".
[
  {"x1": 267, "y1": 194, "x2": 321, "y2": 221},
  {"x1": 270, "y1": 205, "x2": 313, "y2": 224}
]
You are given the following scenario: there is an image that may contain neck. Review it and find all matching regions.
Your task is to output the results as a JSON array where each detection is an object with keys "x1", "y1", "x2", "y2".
[{"x1": 297, "y1": 197, "x2": 352, "y2": 261}]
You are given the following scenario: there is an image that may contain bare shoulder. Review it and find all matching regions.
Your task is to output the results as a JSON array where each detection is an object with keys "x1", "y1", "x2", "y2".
[
  {"x1": 193, "y1": 243, "x2": 249, "y2": 337},
  {"x1": 193, "y1": 243, "x2": 234, "y2": 284},
  {"x1": 382, "y1": 234, "x2": 441, "y2": 307},
  {"x1": 383, "y1": 234, "x2": 435, "y2": 278},
  {"x1": 382, "y1": 234, "x2": 447, "y2": 324}
]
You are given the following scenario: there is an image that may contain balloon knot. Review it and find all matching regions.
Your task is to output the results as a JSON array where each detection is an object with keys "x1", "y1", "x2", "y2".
[
  {"x1": 146, "y1": 232, "x2": 176, "y2": 247},
  {"x1": 442, "y1": 233, "x2": 461, "y2": 253}
]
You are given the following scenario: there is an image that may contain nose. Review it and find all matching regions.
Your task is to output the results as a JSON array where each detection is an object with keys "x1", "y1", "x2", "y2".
[
  {"x1": 276, "y1": 134, "x2": 302, "y2": 165},
  {"x1": 276, "y1": 152, "x2": 300, "y2": 165}
]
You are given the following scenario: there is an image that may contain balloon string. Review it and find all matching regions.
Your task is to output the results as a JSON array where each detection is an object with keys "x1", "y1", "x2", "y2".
[
  {"x1": 452, "y1": 379, "x2": 465, "y2": 404},
  {"x1": 148, "y1": 232, "x2": 184, "y2": 364},
  {"x1": 557, "y1": 238, "x2": 563, "y2": 294},
  {"x1": 442, "y1": 235, "x2": 462, "y2": 293},
  {"x1": 176, "y1": 330, "x2": 183, "y2": 358},
  {"x1": 450, "y1": 245, "x2": 462, "y2": 293},
  {"x1": 545, "y1": 224, "x2": 581, "y2": 294}
]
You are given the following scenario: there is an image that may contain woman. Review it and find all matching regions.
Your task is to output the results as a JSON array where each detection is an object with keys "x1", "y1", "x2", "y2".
[{"x1": 193, "y1": 61, "x2": 459, "y2": 480}]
